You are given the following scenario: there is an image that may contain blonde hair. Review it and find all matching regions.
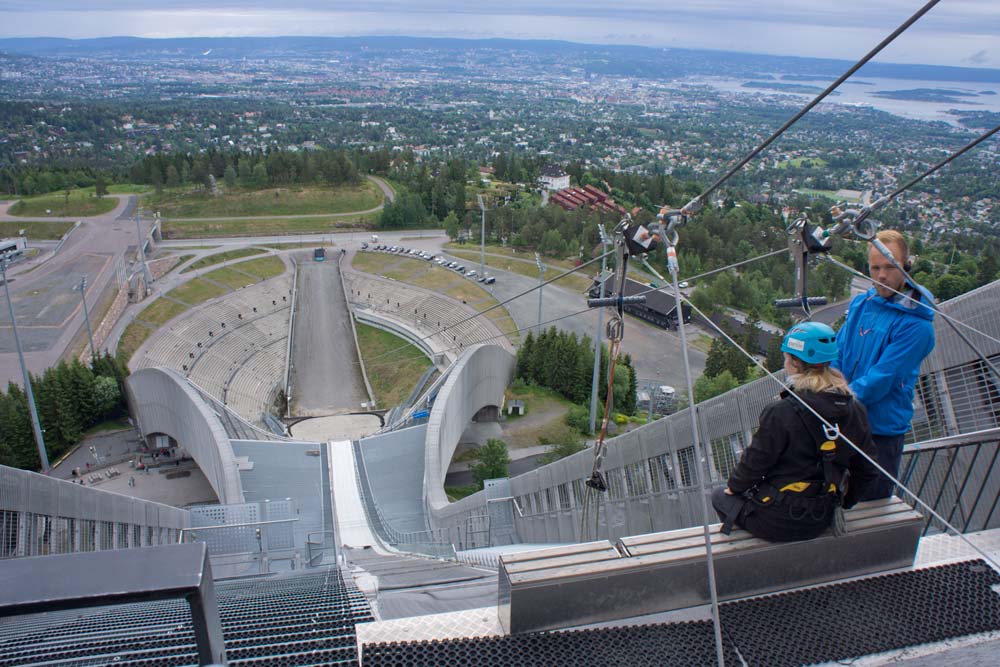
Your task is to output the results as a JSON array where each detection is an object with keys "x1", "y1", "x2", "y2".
[
  {"x1": 788, "y1": 360, "x2": 853, "y2": 395},
  {"x1": 875, "y1": 230, "x2": 909, "y2": 264}
]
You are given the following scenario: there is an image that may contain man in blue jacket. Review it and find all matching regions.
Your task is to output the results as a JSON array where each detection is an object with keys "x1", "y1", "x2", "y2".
[{"x1": 834, "y1": 230, "x2": 935, "y2": 500}]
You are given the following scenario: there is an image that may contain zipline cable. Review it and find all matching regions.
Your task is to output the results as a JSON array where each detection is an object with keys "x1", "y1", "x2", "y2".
[
  {"x1": 364, "y1": 243, "x2": 793, "y2": 377},
  {"x1": 681, "y1": 294, "x2": 1000, "y2": 573},
  {"x1": 835, "y1": 123, "x2": 1000, "y2": 233},
  {"x1": 661, "y1": 240, "x2": 727, "y2": 667},
  {"x1": 823, "y1": 255, "x2": 1000, "y2": 349},
  {"x1": 680, "y1": 0, "x2": 942, "y2": 214},
  {"x1": 348, "y1": 250, "x2": 613, "y2": 368},
  {"x1": 824, "y1": 251, "x2": 1000, "y2": 385}
]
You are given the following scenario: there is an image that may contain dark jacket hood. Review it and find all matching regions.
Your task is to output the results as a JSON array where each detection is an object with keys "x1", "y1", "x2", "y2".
[{"x1": 781, "y1": 388, "x2": 855, "y2": 421}]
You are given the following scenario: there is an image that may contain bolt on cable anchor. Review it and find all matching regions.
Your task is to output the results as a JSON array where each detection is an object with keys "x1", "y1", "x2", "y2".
[{"x1": 774, "y1": 210, "x2": 835, "y2": 318}]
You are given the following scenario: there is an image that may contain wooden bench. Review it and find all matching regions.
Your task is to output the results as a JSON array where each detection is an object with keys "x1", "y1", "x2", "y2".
[{"x1": 498, "y1": 497, "x2": 922, "y2": 634}]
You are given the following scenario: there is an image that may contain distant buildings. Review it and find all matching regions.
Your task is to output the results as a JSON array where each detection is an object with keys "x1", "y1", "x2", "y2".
[
  {"x1": 538, "y1": 164, "x2": 570, "y2": 191},
  {"x1": 550, "y1": 184, "x2": 626, "y2": 215}
]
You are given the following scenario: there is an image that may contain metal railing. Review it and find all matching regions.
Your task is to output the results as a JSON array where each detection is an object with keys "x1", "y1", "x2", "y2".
[
  {"x1": 898, "y1": 428, "x2": 1000, "y2": 535},
  {"x1": 0, "y1": 464, "x2": 188, "y2": 560}
]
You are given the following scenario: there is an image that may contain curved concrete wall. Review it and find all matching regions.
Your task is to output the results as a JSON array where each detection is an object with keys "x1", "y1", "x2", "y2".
[
  {"x1": 126, "y1": 367, "x2": 245, "y2": 505},
  {"x1": 424, "y1": 344, "x2": 515, "y2": 523}
]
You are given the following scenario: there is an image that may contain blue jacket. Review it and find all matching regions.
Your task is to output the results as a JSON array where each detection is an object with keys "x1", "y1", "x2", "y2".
[{"x1": 833, "y1": 285, "x2": 935, "y2": 436}]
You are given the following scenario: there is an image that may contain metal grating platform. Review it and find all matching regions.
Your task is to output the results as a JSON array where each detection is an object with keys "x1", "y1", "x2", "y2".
[
  {"x1": 363, "y1": 560, "x2": 1000, "y2": 666},
  {"x1": 720, "y1": 559, "x2": 1000, "y2": 667},
  {"x1": 0, "y1": 567, "x2": 373, "y2": 667},
  {"x1": 362, "y1": 619, "x2": 738, "y2": 666}
]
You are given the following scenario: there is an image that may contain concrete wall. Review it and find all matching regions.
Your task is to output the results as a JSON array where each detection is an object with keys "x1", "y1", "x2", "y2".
[
  {"x1": 126, "y1": 367, "x2": 245, "y2": 505},
  {"x1": 424, "y1": 344, "x2": 515, "y2": 533}
]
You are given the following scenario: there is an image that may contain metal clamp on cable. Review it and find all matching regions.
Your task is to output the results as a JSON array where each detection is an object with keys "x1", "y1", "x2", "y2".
[
  {"x1": 775, "y1": 214, "x2": 833, "y2": 318},
  {"x1": 774, "y1": 297, "x2": 828, "y2": 309},
  {"x1": 586, "y1": 294, "x2": 647, "y2": 308}
]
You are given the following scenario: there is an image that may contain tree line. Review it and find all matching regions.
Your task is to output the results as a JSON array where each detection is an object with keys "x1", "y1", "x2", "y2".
[
  {"x1": 516, "y1": 327, "x2": 637, "y2": 417},
  {"x1": 0, "y1": 354, "x2": 130, "y2": 471}
]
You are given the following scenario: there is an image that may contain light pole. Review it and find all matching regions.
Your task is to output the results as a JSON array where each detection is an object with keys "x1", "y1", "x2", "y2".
[
  {"x1": 134, "y1": 208, "x2": 153, "y2": 296},
  {"x1": 75, "y1": 275, "x2": 97, "y2": 360},
  {"x1": 589, "y1": 224, "x2": 610, "y2": 435},
  {"x1": 476, "y1": 194, "x2": 487, "y2": 278},
  {"x1": 534, "y1": 253, "x2": 544, "y2": 335},
  {"x1": 1, "y1": 257, "x2": 49, "y2": 473}
]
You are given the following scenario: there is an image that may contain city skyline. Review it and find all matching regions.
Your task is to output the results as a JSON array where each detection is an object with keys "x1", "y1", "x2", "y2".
[{"x1": 0, "y1": 1, "x2": 997, "y2": 69}]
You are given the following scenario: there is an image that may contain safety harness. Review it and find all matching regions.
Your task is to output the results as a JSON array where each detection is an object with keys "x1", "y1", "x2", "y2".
[{"x1": 721, "y1": 393, "x2": 848, "y2": 536}]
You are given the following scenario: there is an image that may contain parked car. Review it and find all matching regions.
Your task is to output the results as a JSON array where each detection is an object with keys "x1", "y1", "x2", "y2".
[
  {"x1": 465, "y1": 270, "x2": 477, "y2": 279},
  {"x1": 484, "y1": 276, "x2": 496, "y2": 284}
]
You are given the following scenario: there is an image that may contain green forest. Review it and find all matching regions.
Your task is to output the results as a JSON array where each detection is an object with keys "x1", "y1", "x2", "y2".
[{"x1": 0, "y1": 354, "x2": 130, "y2": 471}]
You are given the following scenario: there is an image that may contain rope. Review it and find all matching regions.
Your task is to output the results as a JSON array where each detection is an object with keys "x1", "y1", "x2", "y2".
[
  {"x1": 682, "y1": 295, "x2": 1000, "y2": 573},
  {"x1": 665, "y1": 253, "x2": 727, "y2": 667},
  {"x1": 681, "y1": 0, "x2": 942, "y2": 213}
]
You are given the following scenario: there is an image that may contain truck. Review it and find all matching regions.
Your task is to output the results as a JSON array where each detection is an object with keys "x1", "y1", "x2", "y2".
[{"x1": 313, "y1": 247, "x2": 326, "y2": 262}]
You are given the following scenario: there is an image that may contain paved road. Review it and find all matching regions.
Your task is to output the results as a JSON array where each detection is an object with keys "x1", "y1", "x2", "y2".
[
  {"x1": 0, "y1": 194, "x2": 154, "y2": 386},
  {"x1": 289, "y1": 255, "x2": 370, "y2": 416}
]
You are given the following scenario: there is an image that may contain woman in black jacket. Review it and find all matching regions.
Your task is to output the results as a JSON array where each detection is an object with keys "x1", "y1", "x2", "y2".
[{"x1": 711, "y1": 322, "x2": 879, "y2": 542}]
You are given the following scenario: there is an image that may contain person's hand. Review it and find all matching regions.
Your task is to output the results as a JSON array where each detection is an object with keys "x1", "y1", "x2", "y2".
[{"x1": 724, "y1": 488, "x2": 734, "y2": 496}]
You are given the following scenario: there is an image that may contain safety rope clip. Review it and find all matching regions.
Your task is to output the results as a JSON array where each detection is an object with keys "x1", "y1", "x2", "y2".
[{"x1": 822, "y1": 423, "x2": 841, "y2": 441}]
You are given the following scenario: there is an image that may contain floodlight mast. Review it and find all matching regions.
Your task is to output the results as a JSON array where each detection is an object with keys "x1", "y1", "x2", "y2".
[
  {"x1": 477, "y1": 194, "x2": 487, "y2": 278},
  {"x1": 76, "y1": 276, "x2": 97, "y2": 360},
  {"x1": 589, "y1": 224, "x2": 610, "y2": 435},
  {"x1": 534, "y1": 253, "x2": 544, "y2": 335},
  {"x1": 1, "y1": 256, "x2": 49, "y2": 473}
]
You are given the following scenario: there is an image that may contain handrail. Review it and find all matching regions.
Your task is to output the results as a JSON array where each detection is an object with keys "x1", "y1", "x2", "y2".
[
  {"x1": 179, "y1": 517, "x2": 299, "y2": 538},
  {"x1": 903, "y1": 427, "x2": 1000, "y2": 453}
]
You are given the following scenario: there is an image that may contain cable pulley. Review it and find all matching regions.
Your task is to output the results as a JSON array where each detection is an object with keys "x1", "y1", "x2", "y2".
[{"x1": 774, "y1": 212, "x2": 832, "y2": 317}]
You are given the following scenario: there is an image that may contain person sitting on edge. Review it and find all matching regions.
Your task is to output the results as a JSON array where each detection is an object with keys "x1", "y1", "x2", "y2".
[
  {"x1": 712, "y1": 322, "x2": 879, "y2": 542},
  {"x1": 833, "y1": 230, "x2": 935, "y2": 500}
]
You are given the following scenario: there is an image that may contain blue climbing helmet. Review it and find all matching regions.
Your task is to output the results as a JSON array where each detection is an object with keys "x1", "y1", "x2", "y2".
[{"x1": 781, "y1": 321, "x2": 838, "y2": 365}]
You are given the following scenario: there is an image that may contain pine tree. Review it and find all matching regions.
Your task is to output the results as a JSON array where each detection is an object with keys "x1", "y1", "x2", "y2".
[
  {"x1": 516, "y1": 331, "x2": 534, "y2": 381},
  {"x1": 471, "y1": 439, "x2": 511, "y2": 490},
  {"x1": 765, "y1": 334, "x2": 786, "y2": 373}
]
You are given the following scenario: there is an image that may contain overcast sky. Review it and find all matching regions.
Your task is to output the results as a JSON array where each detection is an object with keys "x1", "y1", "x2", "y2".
[{"x1": 1, "y1": 1, "x2": 997, "y2": 68}]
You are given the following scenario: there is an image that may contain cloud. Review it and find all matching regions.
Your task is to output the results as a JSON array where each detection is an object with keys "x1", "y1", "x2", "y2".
[
  {"x1": 0, "y1": 2, "x2": 997, "y2": 68},
  {"x1": 963, "y1": 49, "x2": 990, "y2": 66}
]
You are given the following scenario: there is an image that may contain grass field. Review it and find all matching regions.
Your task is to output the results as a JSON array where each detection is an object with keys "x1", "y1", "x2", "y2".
[
  {"x1": 204, "y1": 266, "x2": 258, "y2": 291},
  {"x1": 161, "y1": 213, "x2": 378, "y2": 238},
  {"x1": 147, "y1": 182, "x2": 381, "y2": 218},
  {"x1": 8, "y1": 191, "x2": 118, "y2": 218},
  {"x1": 0, "y1": 221, "x2": 74, "y2": 240},
  {"x1": 233, "y1": 256, "x2": 285, "y2": 280},
  {"x1": 355, "y1": 322, "x2": 434, "y2": 408},
  {"x1": 139, "y1": 298, "x2": 188, "y2": 326},
  {"x1": 182, "y1": 247, "x2": 266, "y2": 273},
  {"x1": 351, "y1": 253, "x2": 519, "y2": 345},
  {"x1": 167, "y1": 278, "x2": 229, "y2": 304},
  {"x1": 107, "y1": 184, "x2": 153, "y2": 194},
  {"x1": 117, "y1": 322, "x2": 156, "y2": 363}
]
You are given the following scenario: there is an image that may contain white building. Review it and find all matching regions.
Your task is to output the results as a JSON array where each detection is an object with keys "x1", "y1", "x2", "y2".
[{"x1": 538, "y1": 164, "x2": 570, "y2": 191}]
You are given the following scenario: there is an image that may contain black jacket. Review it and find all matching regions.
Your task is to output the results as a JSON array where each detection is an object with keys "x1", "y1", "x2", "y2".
[{"x1": 727, "y1": 388, "x2": 879, "y2": 508}]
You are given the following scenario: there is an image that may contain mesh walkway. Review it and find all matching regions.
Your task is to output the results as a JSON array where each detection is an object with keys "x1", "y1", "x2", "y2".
[{"x1": 0, "y1": 567, "x2": 373, "y2": 667}]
